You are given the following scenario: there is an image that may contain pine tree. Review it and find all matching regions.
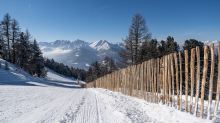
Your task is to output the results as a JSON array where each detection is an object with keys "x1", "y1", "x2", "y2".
[
  {"x1": 102, "y1": 56, "x2": 110, "y2": 75},
  {"x1": 119, "y1": 13, "x2": 151, "y2": 67},
  {"x1": 91, "y1": 61, "x2": 101, "y2": 79},
  {"x1": 33, "y1": 39, "x2": 44, "y2": 77},
  {"x1": 86, "y1": 67, "x2": 93, "y2": 82},
  {"x1": 19, "y1": 32, "x2": 30, "y2": 70},
  {"x1": 138, "y1": 38, "x2": 158, "y2": 62},
  {"x1": 119, "y1": 35, "x2": 134, "y2": 67},
  {"x1": 1, "y1": 13, "x2": 12, "y2": 62},
  {"x1": 11, "y1": 19, "x2": 20, "y2": 64},
  {"x1": 157, "y1": 36, "x2": 180, "y2": 57},
  {"x1": 165, "y1": 36, "x2": 179, "y2": 54},
  {"x1": 109, "y1": 57, "x2": 117, "y2": 72}
]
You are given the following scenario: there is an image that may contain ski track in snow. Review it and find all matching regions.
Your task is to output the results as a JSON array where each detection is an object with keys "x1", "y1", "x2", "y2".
[{"x1": 0, "y1": 61, "x2": 215, "y2": 123}]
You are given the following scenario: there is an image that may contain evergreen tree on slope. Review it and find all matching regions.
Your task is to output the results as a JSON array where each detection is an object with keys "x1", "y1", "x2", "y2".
[
  {"x1": 1, "y1": 13, "x2": 12, "y2": 62},
  {"x1": 33, "y1": 39, "x2": 44, "y2": 77},
  {"x1": 19, "y1": 32, "x2": 30, "y2": 70}
]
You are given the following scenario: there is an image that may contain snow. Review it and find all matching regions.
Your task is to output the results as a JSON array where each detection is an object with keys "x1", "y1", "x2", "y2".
[{"x1": 0, "y1": 58, "x2": 217, "y2": 123}]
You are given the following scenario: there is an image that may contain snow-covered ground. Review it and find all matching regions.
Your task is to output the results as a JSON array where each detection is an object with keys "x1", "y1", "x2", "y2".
[{"x1": 0, "y1": 59, "x2": 216, "y2": 123}]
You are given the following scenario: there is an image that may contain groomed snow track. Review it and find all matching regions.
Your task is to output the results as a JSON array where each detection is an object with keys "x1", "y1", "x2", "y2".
[{"x1": 0, "y1": 63, "x2": 213, "y2": 123}]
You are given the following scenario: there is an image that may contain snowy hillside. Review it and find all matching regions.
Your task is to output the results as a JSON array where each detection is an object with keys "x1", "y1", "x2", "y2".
[
  {"x1": 0, "y1": 59, "x2": 214, "y2": 123},
  {"x1": 39, "y1": 39, "x2": 123, "y2": 70}
]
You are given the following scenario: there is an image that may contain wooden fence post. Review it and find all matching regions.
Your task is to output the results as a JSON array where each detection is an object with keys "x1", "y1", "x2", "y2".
[
  {"x1": 164, "y1": 55, "x2": 168, "y2": 104},
  {"x1": 185, "y1": 50, "x2": 189, "y2": 113},
  {"x1": 213, "y1": 42, "x2": 220, "y2": 120},
  {"x1": 157, "y1": 58, "x2": 160, "y2": 103},
  {"x1": 141, "y1": 62, "x2": 144, "y2": 99},
  {"x1": 147, "y1": 60, "x2": 150, "y2": 102},
  {"x1": 207, "y1": 43, "x2": 215, "y2": 120},
  {"x1": 151, "y1": 59, "x2": 154, "y2": 102},
  {"x1": 179, "y1": 51, "x2": 183, "y2": 110},
  {"x1": 174, "y1": 53, "x2": 180, "y2": 109},
  {"x1": 131, "y1": 65, "x2": 134, "y2": 97},
  {"x1": 159, "y1": 58, "x2": 163, "y2": 103},
  {"x1": 168, "y1": 55, "x2": 172, "y2": 106},
  {"x1": 137, "y1": 64, "x2": 140, "y2": 98},
  {"x1": 154, "y1": 59, "x2": 157, "y2": 103},
  {"x1": 129, "y1": 66, "x2": 132, "y2": 96},
  {"x1": 170, "y1": 53, "x2": 175, "y2": 107},
  {"x1": 190, "y1": 48, "x2": 195, "y2": 113},
  {"x1": 163, "y1": 56, "x2": 165, "y2": 104},
  {"x1": 119, "y1": 70, "x2": 121, "y2": 92},
  {"x1": 127, "y1": 67, "x2": 130, "y2": 96},
  {"x1": 123, "y1": 69, "x2": 126, "y2": 94},
  {"x1": 200, "y1": 46, "x2": 209, "y2": 118},
  {"x1": 144, "y1": 61, "x2": 147, "y2": 100}
]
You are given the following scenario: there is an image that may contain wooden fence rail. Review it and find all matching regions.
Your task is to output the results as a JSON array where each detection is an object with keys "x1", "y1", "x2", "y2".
[{"x1": 79, "y1": 43, "x2": 220, "y2": 122}]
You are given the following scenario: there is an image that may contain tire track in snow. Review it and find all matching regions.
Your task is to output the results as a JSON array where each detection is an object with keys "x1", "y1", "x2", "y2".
[
  {"x1": 92, "y1": 89, "x2": 129, "y2": 123},
  {"x1": 60, "y1": 89, "x2": 87, "y2": 123},
  {"x1": 93, "y1": 89, "x2": 163, "y2": 123},
  {"x1": 60, "y1": 89, "x2": 105, "y2": 123},
  {"x1": 9, "y1": 88, "x2": 85, "y2": 123},
  {"x1": 95, "y1": 92, "x2": 102, "y2": 123}
]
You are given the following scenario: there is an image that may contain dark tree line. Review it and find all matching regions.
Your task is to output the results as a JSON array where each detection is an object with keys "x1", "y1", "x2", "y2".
[
  {"x1": 0, "y1": 13, "x2": 47, "y2": 77},
  {"x1": 86, "y1": 56, "x2": 118, "y2": 83},
  {"x1": 44, "y1": 58, "x2": 87, "y2": 81}
]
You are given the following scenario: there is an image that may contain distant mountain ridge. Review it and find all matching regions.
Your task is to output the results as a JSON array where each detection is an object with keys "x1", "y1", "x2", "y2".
[
  {"x1": 202, "y1": 40, "x2": 219, "y2": 46},
  {"x1": 39, "y1": 39, "x2": 123, "y2": 70},
  {"x1": 39, "y1": 39, "x2": 219, "y2": 70}
]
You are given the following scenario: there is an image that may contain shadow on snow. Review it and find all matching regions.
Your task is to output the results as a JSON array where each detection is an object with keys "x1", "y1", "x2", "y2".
[{"x1": 0, "y1": 79, "x2": 83, "y2": 89}]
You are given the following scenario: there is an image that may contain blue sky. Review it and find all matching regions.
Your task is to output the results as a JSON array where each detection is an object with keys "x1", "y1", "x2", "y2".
[{"x1": 0, "y1": 0, "x2": 219, "y2": 45}]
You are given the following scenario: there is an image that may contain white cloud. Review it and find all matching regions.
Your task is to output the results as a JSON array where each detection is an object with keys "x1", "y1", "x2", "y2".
[{"x1": 29, "y1": 4, "x2": 30, "y2": 8}]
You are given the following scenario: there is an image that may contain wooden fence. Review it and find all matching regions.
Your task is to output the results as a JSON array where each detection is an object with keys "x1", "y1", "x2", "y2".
[{"x1": 80, "y1": 43, "x2": 220, "y2": 121}]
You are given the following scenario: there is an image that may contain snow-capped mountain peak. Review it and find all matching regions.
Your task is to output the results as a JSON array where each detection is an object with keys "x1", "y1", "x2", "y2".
[
  {"x1": 39, "y1": 39, "x2": 122, "y2": 70},
  {"x1": 90, "y1": 40, "x2": 112, "y2": 51}
]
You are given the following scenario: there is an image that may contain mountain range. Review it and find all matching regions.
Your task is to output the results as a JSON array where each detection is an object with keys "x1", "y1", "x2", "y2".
[
  {"x1": 39, "y1": 39, "x2": 219, "y2": 70},
  {"x1": 39, "y1": 39, "x2": 124, "y2": 70}
]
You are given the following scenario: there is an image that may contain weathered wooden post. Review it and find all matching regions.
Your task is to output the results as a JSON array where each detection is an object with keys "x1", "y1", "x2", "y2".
[
  {"x1": 157, "y1": 58, "x2": 160, "y2": 103},
  {"x1": 154, "y1": 59, "x2": 157, "y2": 103},
  {"x1": 170, "y1": 53, "x2": 175, "y2": 107},
  {"x1": 200, "y1": 46, "x2": 209, "y2": 118},
  {"x1": 207, "y1": 43, "x2": 215, "y2": 120},
  {"x1": 174, "y1": 53, "x2": 180, "y2": 109},
  {"x1": 164, "y1": 55, "x2": 168, "y2": 104},
  {"x1": 179, "y1": 51, "x2": 183, "y2": 110},
  {"x1": 163, "y1": 56, "x2": 165, "y2": 104},
  {"x1": 185, "y1": 50, "x2": 189, "y2": 112},
  {"x1": 144, "y1": 61, "x2": 147, "y2": 100},
  {"x1": 168, "y1": 55, "x2": 171, "y2": 106},
  {"x1": 147, "y1": 60, "x2": 150, "y2": 102},
  {"x1": 151, "y1": 59, "x2": 154, "y2": 102},
  {"x1": 189, "y1": 48, "x2": 195, "y2": 113},
  {"x1": 141, "y1": 62, "x2": 144, "y2": 99}
]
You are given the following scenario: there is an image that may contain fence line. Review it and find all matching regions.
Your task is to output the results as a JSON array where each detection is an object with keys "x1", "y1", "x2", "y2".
[{"x1": 79, "y1": 42, "x2": 220, "y2": 122}]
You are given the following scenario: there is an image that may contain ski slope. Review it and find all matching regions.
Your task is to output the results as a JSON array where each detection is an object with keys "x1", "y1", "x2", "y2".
[{"x1": 0, "y1": 59, "x2": 214, "y2": 123}]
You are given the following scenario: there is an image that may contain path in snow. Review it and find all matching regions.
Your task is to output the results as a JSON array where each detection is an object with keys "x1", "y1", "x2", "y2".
[{"x1": 0, "y1": 65, "x2": 213, "y2": 123}]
